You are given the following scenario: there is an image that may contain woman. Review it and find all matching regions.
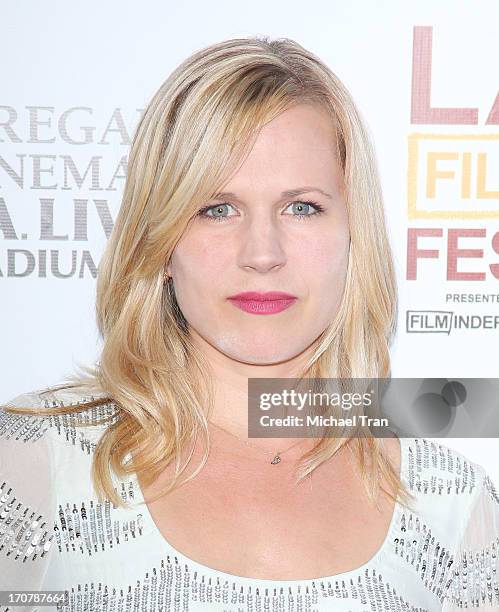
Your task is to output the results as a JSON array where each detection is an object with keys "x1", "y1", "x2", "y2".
[{"x1": 1, "y1": 36, "x2": 498, "y2": 612}]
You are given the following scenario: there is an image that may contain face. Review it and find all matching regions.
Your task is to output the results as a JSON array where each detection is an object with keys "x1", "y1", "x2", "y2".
[{"x1": 167, "y1": 103, "x2": 350, "y2": 365}]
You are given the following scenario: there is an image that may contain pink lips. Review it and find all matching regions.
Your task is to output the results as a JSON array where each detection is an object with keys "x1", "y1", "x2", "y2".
[{"x1": 227, "y1": 291, "x2": 298, "y2": 315}]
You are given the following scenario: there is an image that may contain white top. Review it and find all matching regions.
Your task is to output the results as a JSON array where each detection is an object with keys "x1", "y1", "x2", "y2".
[{"x1": 1, "y1": 386, "x2": 499, "y2": 612}]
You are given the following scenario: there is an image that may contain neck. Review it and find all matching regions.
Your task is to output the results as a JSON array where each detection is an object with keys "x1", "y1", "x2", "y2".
[{"x1": 187, "y1": 328, "x2": 318, "y2": 454}]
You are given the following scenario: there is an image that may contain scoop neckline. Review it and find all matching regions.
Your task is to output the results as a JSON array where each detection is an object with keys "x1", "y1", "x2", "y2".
[{"x1": 132, "y1": 435, "x2": 408, "y2": 588}]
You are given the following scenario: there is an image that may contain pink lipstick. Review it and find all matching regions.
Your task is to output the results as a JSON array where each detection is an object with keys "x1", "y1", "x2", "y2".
[{"x1": 227, "y1": 291, "x2": 298, "y2": 315}]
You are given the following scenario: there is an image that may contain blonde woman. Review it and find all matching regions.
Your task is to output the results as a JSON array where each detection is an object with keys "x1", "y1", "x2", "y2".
[{"x1": 1, "y1": 36, "x2": 498, "y2": 612}]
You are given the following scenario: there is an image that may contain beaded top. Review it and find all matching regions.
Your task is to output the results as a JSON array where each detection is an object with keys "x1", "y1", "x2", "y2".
[{"x1": 1, "y1": 387, "x2": 498, "y2": 612}]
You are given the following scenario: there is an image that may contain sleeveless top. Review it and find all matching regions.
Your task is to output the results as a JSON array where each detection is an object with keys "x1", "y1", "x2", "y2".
[{"x1": 1, "y1": 386, "x2": 498, "y2": 612}]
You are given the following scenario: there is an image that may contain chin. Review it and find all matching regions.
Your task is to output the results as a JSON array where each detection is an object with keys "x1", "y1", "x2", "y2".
[{"x1": 215, "y1": 334, "x2": 305, "y2": 365}]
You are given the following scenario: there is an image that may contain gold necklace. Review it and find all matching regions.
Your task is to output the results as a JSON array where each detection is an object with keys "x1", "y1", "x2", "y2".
[{"x1": 209, "y1": 421, "x2": 307, "y2": 465}]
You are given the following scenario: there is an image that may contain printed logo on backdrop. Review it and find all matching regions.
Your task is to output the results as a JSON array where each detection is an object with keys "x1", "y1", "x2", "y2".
[
  {"x1": 407, "y1": 26, "x2": 499, "y2": 334},
  {"x1": 0, "y1": 107, "x2": 143, "y2": 278}
]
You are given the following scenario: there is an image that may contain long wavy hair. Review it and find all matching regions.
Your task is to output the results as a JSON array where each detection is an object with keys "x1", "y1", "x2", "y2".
[{"x1": 3, "y1": 35, "x2": 415, "y2": 513}]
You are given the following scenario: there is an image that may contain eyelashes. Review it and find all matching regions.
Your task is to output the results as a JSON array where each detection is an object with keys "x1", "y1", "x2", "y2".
[{"x1": 196, "y1": 200, "x2": 326, "y2": 223}]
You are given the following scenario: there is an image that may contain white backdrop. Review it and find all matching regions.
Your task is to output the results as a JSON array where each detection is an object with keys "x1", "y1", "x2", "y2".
[{"x1": 1, "y1": 1, "x2": 498, "y2": 477}]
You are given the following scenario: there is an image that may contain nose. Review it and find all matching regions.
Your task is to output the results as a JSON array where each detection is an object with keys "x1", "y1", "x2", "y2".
[{"x1": 237, "y1": 215, "x2": 286, "y2": 274}]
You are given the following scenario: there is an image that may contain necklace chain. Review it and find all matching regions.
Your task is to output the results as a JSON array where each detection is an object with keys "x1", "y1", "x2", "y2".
[{"x1": 208, "y1": 421, "x2": 306, "y2": 465}]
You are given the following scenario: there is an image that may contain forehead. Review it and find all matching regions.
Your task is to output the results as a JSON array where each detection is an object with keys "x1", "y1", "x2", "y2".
[{"x1": 221, "y1": 103, "x2": 342, "y2": 194}]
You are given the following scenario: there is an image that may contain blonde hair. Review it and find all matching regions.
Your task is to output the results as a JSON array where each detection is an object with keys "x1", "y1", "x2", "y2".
[{"x1": 3, "y1": 35, "x2": 415, "y2": 513}]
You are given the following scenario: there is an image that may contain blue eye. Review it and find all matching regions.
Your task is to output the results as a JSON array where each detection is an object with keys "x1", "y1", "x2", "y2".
[
  {"x1": 284, "y1": 200, "x2": 326, "y2": 220},
  {"x1": 197, "y1": 200, "x2": 326, "y2": 223},
  {"x1": 197, "y1": 202, "x2": 235, "y2": 222}
]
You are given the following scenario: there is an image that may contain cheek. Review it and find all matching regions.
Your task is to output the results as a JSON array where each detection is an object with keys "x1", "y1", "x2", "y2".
[
  {"x1": 172, "y1": 234, "x2": 231, "y2": 290},
  {"x1": 301, "y1": 231, "x2": 350, "y2": 286}
]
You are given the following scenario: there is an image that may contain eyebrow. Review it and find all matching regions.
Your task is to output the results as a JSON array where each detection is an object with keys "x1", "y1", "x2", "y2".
[{"x1": 211, "y1": 187, "x2": 333, "y2": 201}]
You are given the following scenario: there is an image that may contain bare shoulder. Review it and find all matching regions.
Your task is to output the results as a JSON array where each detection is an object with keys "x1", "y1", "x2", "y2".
[{"x1": 382, "y1": 435, "x2": 402, "y2": 470}]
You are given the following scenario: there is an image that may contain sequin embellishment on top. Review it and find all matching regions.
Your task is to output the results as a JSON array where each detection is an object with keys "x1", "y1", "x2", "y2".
[{"x1": 1, "y1": 388, "x2": 498, "y2": 611}]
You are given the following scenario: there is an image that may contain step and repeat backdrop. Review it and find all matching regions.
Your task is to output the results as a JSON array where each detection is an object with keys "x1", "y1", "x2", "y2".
[{"x1": 1, "y1": 2, "x2": 498, "y2": 473}]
